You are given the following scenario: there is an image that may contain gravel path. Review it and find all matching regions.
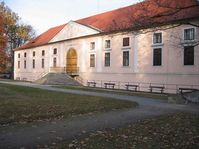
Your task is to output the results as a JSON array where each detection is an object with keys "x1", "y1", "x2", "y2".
[{"x1": 0, "y1": 80, "x2": 198, "y2": 148}]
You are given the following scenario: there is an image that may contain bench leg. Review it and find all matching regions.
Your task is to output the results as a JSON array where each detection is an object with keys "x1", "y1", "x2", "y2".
[{"x1": 135, "y1": 87, "x2": 137, "y2": 92}]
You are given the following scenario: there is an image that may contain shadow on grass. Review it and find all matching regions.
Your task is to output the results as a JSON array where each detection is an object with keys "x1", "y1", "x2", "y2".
[{"x1": 0, "y1": 83, "x2": 137, "y2": 125}]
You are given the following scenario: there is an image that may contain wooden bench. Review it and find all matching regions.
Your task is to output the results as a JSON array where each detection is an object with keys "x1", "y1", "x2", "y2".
[
  {"x1": 87, "y1": 81, "x2": 96, "y2": 87},
  {"x1": 149, "y1": 86, "x2": 165, "y2": 93},
  {"x1": 178, "y1": 88, "x2": 198, "y2": 94},
  {"x1": 104, "y1": 83, "x2": 115, "y2": 89},
  {"x1": 125, "y1": 84, "x2": 139, "y2": 92}
]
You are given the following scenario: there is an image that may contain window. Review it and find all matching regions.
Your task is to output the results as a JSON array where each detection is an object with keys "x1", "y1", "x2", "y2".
[
  {"x1": 42, "y1": 59, "x2": 45, "y2": 68},
  {"x1": 24, "y1": 60, "x2": 26, "y2": 69},
  {"x1": 53, "y1": 57, "x2": 57, "y2": 67},
  {"x1": 33, "y1": 51, "x2": 35, "y2": 57},
  {"x1": 90, "y1": 54, "x2": 95, "y2": 67},
  {"x1": 24, "y1": 52, "x2": 27, "y2": 58},
  {"x1": 53, "y1": 48, "x2": 57, "y2": 55},
  {"x1": 153, "y1": 48, "x2": 162, "y2": 66},
  {"x1": 184, "y1": 28, "x2": 195, "y2": 40},
  {"x1": 184, "y1": 46, "x2": 194, "y2": 65},
  {"x1": 123, "y1": 37, "x2": 130, "y2": 47},
  {"x1": 18, "y1": 61, "x2": 20, "y2": 69},
  {"x1": 105, "y1": 40, "x2": 111, "y2": 49},
  {"x1": 123, "y1": 51, "x2": 129, "y2": 66},
  {"x1": 90, "y1": 42, "x2": 95, "y2": 50},
  {"x1": 33, "y1": 59, "x2": 35, "y2": 69},
  {"x1": 105, "y1": 53, "x2": 110, "y2": 67},
  {"x1": 42, "y1": 50, "x2": 45, "y2": 56},
  {"x1": 18, "y1": 53, "x2": 20, "y2": 58},
  {"x1": 153, "y1": 33, "x2": 162, "y2": 44}
]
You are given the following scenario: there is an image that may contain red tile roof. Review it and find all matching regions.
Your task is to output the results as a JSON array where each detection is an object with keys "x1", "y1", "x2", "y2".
[
  {"x1": 15, "y1": 24, "x2": 66, "y2": 50},
  {"x1": 77, "y1": 0, "x2": 199, "y2": 32},
  {"x1": 16, "y1": 0, "x2": 199, "y2": 51}
]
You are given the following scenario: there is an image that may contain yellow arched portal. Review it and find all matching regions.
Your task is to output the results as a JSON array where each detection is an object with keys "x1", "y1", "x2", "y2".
[{"x1": 66, "y1": 48, "x2": 78, "y2": 74}]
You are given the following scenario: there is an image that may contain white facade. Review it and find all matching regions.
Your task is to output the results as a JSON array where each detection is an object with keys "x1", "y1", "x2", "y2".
[{"x1": 14, "y1": 21, "x2": 199, "y2": 93}]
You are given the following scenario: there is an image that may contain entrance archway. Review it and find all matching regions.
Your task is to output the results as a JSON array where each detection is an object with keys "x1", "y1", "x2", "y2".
[{"x1": 66, "y1": 48, "x2": 78, "y2": 74}]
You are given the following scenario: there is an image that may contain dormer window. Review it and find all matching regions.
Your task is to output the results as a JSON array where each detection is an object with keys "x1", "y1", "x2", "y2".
[
  {"x1": 184, "y1": 28, "x2": 195, "y2": 41},
  {"x1": 90, "y1": 42, "x2": 95, "y2": 50},
  {"x1": 153, "y1": 33, "x2": 162, "y2": 44},
  {"x1": 105, "y1": 40, "x2": 111, "y2": 49}
]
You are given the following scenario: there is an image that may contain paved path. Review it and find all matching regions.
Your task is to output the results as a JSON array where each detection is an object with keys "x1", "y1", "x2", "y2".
[{"x1": 0, "y1": 80, "x2": 198, "y2": 148}]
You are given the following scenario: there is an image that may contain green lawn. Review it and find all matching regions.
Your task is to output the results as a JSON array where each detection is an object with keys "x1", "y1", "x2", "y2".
[
  {"x1": 0, "y1": 83, "x2": 137, "y2": 125},
  {"x1": 55, "y1": 85, "x2": 169, "y2": 100},
  {"x1": 60, "y1": 113, "x2": 199, "y2": 149}
]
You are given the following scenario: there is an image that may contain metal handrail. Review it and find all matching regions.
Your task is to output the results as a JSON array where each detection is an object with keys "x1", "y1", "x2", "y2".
[{"x1": 86, "y1": 79, "x2": 199, "y2": 93}]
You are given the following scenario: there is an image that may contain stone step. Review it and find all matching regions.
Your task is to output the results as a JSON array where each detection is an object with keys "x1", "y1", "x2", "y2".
[{"x1": 35, "y1": 73, "x2": 81, "y2": 86}]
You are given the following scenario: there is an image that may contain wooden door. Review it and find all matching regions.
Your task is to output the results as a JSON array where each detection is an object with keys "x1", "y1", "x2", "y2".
[{"x1": 66, "y1": 49, "x2": 77, "y2": 73}]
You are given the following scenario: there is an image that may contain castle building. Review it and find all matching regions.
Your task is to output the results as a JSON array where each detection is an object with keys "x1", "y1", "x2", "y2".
[{"x1": 14, "y1": 0, "x2": 199, "y2": 93}]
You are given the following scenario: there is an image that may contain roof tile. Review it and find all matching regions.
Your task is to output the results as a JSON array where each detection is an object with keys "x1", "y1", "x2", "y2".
[{"x1": 16, "y1": 0, "x2": 199, "y2": 51}]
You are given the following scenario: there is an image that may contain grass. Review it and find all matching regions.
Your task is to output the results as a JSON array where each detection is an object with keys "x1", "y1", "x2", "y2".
[
  {"x1": 55, "y1": 85, "x2": 169, "y2": 100},
  {"x1": 0, "y1": 83, "x2": 137, "y2": 125},
  {"x1": 60, "y1": 113, "x2": 199, "y2": 149}
]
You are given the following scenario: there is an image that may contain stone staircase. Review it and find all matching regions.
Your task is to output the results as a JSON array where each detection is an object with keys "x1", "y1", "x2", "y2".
[{"x1": 35, "y1": 73, "x2": 81, "y2": 86}]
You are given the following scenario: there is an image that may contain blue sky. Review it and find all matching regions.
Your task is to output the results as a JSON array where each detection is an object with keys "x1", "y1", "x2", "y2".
[{"x1": 3, "y1": 0, "x2": 140, "y2": 35}]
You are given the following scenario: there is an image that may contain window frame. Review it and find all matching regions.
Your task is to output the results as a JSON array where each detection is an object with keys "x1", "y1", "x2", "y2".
[
  {"x1": 153, "y1": 48, "x2": 162, "y2": 66},
  {"x1": 42, "y1": 58, "x2": 45, "y2": 68},
  {"x1": 105, "y1": 40, "x2": 111, "y2": 49},
  {"x1": 153, "y1": 32, "x2": 162, "y2": 44},
  {"x1": 24, "y1": 60, "x2": 26, "y2": 69},
  {"x1": 53, "y1": 57, "x2": 57, "y2": 67},
  {"x1": 32, "y1": 59, "x2": 35, "y2": 69},
  {"x1": 184, "y1": 28, "x2": 195, "y2": 41},
  {"x1": 184, "y1": 46, "x2": 194, "y2": 66},
  {"x1": 33, "y1": 51, "x2": 36, "y2": 57},
  {"x1": 123, "y1": 37, "x2": 130, "y2": 47},
  {"x1": 90, "y1": 42, "x2": 95, "y2": 50},
  {"x1": 104, "y1": 52, "x2": 110, "y2": 67},
  {"x1": 90, "y1": 54, "x2": 95, "y2": 67},
  {"x1": 42, "y1": 50, "x2": 45, "y2": 56},
  {"x1": 24, "y1": 52, "x2": 27, "y2": 58},
  {"x1": 18, "y1": 61, "x2": 20, "y2": 69},
  {"x1": 123, "y1": 51, "x2": 129, "y2": 67},
  {"x1": 53, "y1": 48, "x2": 57, "y2": 55}
]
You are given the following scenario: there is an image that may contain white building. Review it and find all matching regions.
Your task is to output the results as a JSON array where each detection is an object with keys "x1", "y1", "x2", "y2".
[{"x1": 14, "y1": 0, "x2": 199, "y2": 93}]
